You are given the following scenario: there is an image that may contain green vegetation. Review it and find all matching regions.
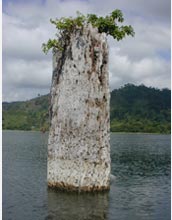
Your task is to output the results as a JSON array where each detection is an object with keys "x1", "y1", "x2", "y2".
[
  {"x1": 110, "y1": 84, "x2": 171, "y2": 133},
  {"x1": 42, "y1": 10, "x2": 134, "y2": 54},
  {"x1": 2, "y1": 84, "x2": 171, "y2": 133},
  {"x1": 2, "y1": 95, "x2": 49, "y2": 131}
]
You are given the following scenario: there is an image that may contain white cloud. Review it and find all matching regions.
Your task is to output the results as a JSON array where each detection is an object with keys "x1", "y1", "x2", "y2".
[
  {"x1": 2, "y1": 0, "x2": 171, "y2": 101},
  {"x1": 109, "y1": 48, "x2": 171, "y2": 89},
  {"x1": 108, "y1": 19, "x2": 171, "y2": 61},
  {"x1": 3, "y1": 13, "x2": 53, "y2": 60},
  {"x1": 3, "y1": 59, "x2": 52, "y2": 88}
]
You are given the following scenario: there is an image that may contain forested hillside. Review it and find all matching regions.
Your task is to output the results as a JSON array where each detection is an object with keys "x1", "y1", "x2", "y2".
[
  {"x1": 2, "y1": 84, "x2": 171, "y2": 133},
  {"x1": 110, "y1": 84, "x2": 170, "y2": 133},
  {"x1": 2, "y1": 94, "x2": 50, "y2": 131}
]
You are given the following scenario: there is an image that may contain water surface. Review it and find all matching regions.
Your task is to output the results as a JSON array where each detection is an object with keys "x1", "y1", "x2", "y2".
[{"x1": 2, "y1": 131, "x2": 170, "y2": 220}]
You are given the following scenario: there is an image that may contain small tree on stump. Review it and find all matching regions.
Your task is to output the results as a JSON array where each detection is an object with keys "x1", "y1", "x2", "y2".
[{"x1": 42, "y1": 9, "x2": 134, "y2": 54}]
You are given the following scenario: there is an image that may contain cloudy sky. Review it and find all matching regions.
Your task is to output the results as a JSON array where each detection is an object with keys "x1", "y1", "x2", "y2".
[{"x1": 2, "y1": 0, "x2": 171, "y2": 101}]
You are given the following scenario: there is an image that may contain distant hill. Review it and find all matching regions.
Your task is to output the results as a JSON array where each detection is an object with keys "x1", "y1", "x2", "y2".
[
  {"x1": 2, "y1": 84, "x2": 171, "y2": 133},
  {"x1": 110, "y1": 84, "x2": 171, "y2": 133},
  {"x1": 2, "y1": 94, "x2": 50, "y2": 131}
]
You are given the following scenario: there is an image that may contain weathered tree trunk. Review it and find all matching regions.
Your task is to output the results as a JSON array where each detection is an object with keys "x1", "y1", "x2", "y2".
[{"x1": 48, "y1": 24, "x2": 111, "y2": 192}]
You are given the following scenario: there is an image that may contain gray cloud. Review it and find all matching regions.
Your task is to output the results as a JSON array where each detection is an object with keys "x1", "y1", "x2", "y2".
[
  {"x1": 2, "y1": 0, "x2": 171, "y2": 101},
  {"x1": 3, "y1": 58, "x2": 52, "y2": 88},
  {"x1": 90, "y1": 0, "x2": 171, "y2": 23},
  {"x1": 109, "y1": 47, "x2": 171, "y2": 90}
]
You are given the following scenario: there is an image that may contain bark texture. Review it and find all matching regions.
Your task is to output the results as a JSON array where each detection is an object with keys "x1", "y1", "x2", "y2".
[{"x1": 48, "y1": 24, "x2": 111, "y2": 192}]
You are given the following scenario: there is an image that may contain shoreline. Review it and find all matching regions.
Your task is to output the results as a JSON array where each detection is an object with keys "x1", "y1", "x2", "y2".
[{"x1": 2, "y1": 129, "x2": 170, "y2": 135}]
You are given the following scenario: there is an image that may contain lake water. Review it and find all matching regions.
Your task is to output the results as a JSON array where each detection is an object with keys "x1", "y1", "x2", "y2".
[{"x1": 2, "y1": 131, "x2": 171, "y2": 220}]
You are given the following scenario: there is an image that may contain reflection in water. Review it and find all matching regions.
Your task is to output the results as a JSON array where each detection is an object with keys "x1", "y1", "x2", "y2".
[
  {"x1": 3, "y1": 131, "x2": 170, "y2": 220},
  {"x1": 46, "y1": 189, "x2": 109, "y2": 220}
]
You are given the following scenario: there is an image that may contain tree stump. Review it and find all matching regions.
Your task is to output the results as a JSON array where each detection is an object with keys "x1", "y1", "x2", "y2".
[{"x1": 48, "y1": 24, "x2": 111, "y2": 192}]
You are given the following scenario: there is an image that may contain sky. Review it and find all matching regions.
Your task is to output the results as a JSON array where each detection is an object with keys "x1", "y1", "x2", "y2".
[{"x1": 2, "y1": 0, "x2": 171, "y2": 101}]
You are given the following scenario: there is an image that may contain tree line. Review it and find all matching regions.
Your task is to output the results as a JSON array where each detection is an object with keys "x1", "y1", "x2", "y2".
[{"x1": 2, "y1": 84, "x2": 171, "y2": 134}]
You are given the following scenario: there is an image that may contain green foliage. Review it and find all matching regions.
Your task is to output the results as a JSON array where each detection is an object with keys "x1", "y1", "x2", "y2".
[
  {"x1": 2, "y1": 95, "x2": 50, "y2": 131},
  {"x1": 42, "y1": 39, "x2": 63, "y2": 54},
  {"x1": 2, "y1": 84, "x2": 171, "y2": 134},
  {"x1": 87, "y1": 10, "x2": 134, "y2": 41},
  {"x1": 42, "y1": 9, "x2": 134, "y2": 54},
  {"x1": 50, "y1": 11, "x2": 87, "y2": 31},
  {"x1": 110, "y1": 84, "x2": 171, "y2": 134}
]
